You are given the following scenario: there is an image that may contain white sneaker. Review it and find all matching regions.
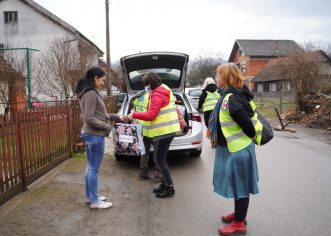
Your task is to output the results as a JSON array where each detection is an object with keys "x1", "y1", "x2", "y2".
[
  {"x1": 90, "y1": 201, "x2": 112, "y2": 209},
  {"x1": 99, "y1": 196, "x2": 106, "y2": 201},
  {"x1": 86, "y1": 196, "x2": 106, "y2": 204}
]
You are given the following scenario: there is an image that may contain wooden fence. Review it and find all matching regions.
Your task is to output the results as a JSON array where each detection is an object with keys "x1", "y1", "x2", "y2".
[
  {"x1": 0, "y1": 103, "x2": 82, "y2": 206},
  {"x1": 0, "y1": 96, "x2": 118, "y2": 206}
]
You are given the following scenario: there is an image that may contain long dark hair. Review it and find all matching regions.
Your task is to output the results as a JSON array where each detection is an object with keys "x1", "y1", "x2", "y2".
[
  {"x1": 142, "y1": 72, "x2": 162, "y2": 90},
  {"x1": 75, "y1": 67, "x2": 106, "y2": 94}
]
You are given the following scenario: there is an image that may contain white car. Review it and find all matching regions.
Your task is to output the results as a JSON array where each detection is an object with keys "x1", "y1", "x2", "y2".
[
  {"x1": 185, "y1": 87, "x2": 203, "y2": 111},
  {"x1": 116, "y1": 52, "x2": 203, "y2": 160}
]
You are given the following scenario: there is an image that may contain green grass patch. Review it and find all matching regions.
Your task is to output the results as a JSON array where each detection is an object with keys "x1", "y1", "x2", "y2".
[
  {"x1": 73, "y1": 152, "x2": 86, "y2": 161},
  {"x1": 254, "y1": 98, "x2": 295, "y2": 117},
  {"x1": 62, "y1": 152, "x2": 86, "y2": 174}
]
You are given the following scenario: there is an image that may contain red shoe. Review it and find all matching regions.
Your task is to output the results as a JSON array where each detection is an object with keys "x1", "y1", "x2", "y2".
[
  {"x1": 222, "y1": 212, "x2": 247, "y2": 225},
  {"x1": 219, "y1": 221, "x2": 246, "y2": 235}
]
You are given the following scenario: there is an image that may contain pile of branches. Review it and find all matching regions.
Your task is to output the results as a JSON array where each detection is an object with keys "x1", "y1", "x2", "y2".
[{"x1": 282, "y1": 92, "x2": 331, "y2": 130}]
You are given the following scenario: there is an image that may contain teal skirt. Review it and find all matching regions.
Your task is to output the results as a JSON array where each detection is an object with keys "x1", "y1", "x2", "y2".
[{"x1": 213, "y1": 142, "x2": 259, "y2": 199}]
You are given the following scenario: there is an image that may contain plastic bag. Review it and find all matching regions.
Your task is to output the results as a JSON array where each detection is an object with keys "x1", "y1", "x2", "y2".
[{"x1": 176, "y1": 105, "x2": 187, "y2": 129}]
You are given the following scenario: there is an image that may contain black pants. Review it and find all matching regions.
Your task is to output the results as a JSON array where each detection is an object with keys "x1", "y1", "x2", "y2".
[
  {"x1": 234, "y1": 197, "x2": 250, "y2": 222},
  {"x1": 203, "y1": 110, "x2": 213, "y2": 127},
  {"x1": 153, "y1": 135, "x2": 174, "y2": 186}
]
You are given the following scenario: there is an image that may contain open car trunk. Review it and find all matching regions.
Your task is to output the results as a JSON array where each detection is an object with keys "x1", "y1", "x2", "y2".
[
  {"x1": 120, "y1": 52, "x2": 189, "y2": 96},
  {"x1": 128, "y1": 93, "x2": 190, "y2": 136}
]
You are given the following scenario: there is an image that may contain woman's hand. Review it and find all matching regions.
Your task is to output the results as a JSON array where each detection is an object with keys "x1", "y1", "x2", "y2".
[
  {"x1": 127, "y1": 112, "x2": 133, "y2": 120},
  {"x1": 120, "y1": 115, "x2": 131, "y2": 123}
]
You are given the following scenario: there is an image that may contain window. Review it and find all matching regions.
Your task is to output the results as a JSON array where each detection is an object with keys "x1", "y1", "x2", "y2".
[
  {"x1": 4, "y1": 11, "x2": 18, "y2": 24},
  {"x1": 269, "y1": 83, "x2": 276, "y2": 92},
  {"x1": 188, "y1": 89, "x2": 202, "y2": 97},
  {"x1": 240, "y1": 63, "x2": 246, "y2": 73},
  {"x1": 257, "y1": 84, "x2": 263, "y2": 92},
  {"x1": 128, "y1": 68, "x2": 181, "y2": 90},
  {"x1": 283, "y1": 81, "x2": 291, "y2": 91}
]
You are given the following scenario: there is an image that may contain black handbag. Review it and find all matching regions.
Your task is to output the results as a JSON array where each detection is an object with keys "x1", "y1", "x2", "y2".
[{"x1": 254, "y1": 110, "x2": 274, "y2": 145}]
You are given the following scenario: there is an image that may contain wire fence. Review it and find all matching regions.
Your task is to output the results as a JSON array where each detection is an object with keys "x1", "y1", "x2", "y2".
[{"x1": 254, "y1": 94, "x2": 296, "y2": 117}]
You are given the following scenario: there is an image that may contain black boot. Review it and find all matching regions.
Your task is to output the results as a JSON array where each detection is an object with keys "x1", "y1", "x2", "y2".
[
  {"x1": 153, "y1": 168, "x2": 163, "y2": 183},
  {"x1": 153, "y1": 183, "x2": 166, "y2": 193},
  {"x1": 156, "y1": 185, "x2": 175, "y2": 198},
  {"x1": 139, "y1": 167, "x2": 149, "y2": 180}
]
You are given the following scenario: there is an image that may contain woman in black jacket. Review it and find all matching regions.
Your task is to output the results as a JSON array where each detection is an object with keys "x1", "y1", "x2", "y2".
[{"x1": 198, "y1": 77, "x2": 220, "y2": 127}]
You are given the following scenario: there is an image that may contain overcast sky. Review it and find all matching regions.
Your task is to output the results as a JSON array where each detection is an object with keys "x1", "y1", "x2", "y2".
[{"x1": 37, "y1": 0, "x2": 331, "y2": 62}]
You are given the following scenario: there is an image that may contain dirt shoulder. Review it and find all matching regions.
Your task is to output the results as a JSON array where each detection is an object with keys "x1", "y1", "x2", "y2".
[{"x1": 0, "y1": 152, "x2": 156, "y2": 236}]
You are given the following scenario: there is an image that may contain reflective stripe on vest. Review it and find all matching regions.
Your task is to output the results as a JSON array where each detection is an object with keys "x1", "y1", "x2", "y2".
[
  {"x1": 249, "y1": 100, "x2": 263, "y2": 145},
  {"x1": 202, "y1": 91, "x2": 220, "y2": 112},
  {"x1": 133, "y1": 93, "x2": 150, "y2": 136},
  {"x1": 144, "y1": 84, "x2": 180, "y2": 138},
  {"x1": 219, "y1": 93, "x2": 263, "y2": 152}
]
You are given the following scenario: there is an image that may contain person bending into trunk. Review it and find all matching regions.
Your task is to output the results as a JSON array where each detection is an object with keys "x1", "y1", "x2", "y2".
[
  {"x1": 132, "y1": 91, "x2": 162, "y2": 182},
  {"x1": 127, "y1": 72, "x2": 180, "y2": 198}
]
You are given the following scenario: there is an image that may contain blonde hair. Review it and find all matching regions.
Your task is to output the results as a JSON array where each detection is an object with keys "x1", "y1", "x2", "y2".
[
  {"x1": 216, "y1": 63, "x2": 244, "y2": 89},
  {"x1": 203, "y1": 77, "x2": 215, "y2": 88}
]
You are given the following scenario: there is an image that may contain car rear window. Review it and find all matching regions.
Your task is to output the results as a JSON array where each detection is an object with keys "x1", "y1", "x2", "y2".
[
  {"x1": 128, "y1": 68, "x2": 181, "y2": 90},
  {"x1": 188, "y1": 89, "x2": 202, "y2": 97}
]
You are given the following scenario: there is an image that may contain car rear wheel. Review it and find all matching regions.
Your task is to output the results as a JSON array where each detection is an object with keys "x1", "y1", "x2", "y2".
[{"x1": 190, "y1": 149, "x2": 202, "y2": 158}]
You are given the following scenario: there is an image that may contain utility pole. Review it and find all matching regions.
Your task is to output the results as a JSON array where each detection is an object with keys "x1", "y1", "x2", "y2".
[
  {"x1": 275, "y1": 41, "x2": 283, "y2": 114},
  {"x1": 105, "y1": 0, "x2": 111, "y2": 95}
]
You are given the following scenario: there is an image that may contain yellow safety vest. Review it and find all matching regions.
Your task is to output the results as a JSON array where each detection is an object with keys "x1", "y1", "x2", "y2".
[
  {"x1": 133, "y1": 93, "x2": 150, "y2": 137},
  {"x1": 202, "y1": 91, "x2": 220, "y2": 112},
  {"x1": 144, "y1": 84, "x2": 180, "y2": 138},
  {"x1": 219, "y1": 93, "x2": 263, "y2": 152}
]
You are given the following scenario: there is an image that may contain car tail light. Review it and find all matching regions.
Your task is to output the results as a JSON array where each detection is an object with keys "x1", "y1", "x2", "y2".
[
  {"x1": 191, "y1": 112, "x2": 201, "y2": 122},
  {"x1": 191, "y1": 141, "x2": 201, "y2": 145}
]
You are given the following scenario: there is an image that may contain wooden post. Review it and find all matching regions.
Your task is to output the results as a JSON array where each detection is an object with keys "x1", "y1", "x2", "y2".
[
  {"x1": 67, "y1": 104, "x2": 73, "y2": 158},
  {"x1": 15, "y1": 112, "x2": 27, "y2": 191},
  {"x1": 105, "y1": 0, "x2": 112, "y2": 95}
]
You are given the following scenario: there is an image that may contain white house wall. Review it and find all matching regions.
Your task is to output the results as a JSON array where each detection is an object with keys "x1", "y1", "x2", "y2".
[
  {"x1": 0, "y1": 0, "x2": 100, "y2": 102},
  {"x1": 0, "y1": 0, "x2": 76, "y2": 52}
]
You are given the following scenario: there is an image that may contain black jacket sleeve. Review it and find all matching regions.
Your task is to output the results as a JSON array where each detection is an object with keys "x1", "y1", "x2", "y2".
[
  {"x1": 228, "y1": 95, "x2": 256, "y2": 138},
  {"x1": 198, "y1": 90, "x2": 207, "y2": 109}
]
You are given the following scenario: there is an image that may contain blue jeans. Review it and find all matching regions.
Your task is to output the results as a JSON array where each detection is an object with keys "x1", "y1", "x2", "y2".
[{"x1": 81, "y1": 132, "x2": 105, "y2": 203}]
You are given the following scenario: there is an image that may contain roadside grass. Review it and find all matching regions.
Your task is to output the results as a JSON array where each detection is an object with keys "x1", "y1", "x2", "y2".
[
  {"x1": 254, "y1": 98, "x2": 295, "y2": 117},
  {"x1": 62, "y1": 152, "x2": 86, "y2": 174},
  {"x1": 73, "y1": 152, "x2": 86, "y2": 161}
]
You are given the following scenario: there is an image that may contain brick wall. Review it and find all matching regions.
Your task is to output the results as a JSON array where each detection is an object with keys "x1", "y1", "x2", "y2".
[
  {"x1": 233, "y1": 50, "x2": 249, "y2": 65},
  {"x1": 246, "y1": 59, "x2": 269, "y2": 77},
  {"x1": 9, "y1": 78, "x2": 27, "y2": 112},
  {"x1": 232, "y1": 49, "x2": 269, "y2": 77}
]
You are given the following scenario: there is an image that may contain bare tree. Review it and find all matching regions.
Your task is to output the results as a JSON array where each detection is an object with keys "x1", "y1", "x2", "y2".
[
  {"x1": 111, "y1": 61, "x2": 125, "y2": 91},
  {"x1": 37, "y1": 37, "x2": 96, "y2": 101},
  {"x1": 187, "y1": 52, "x2": 225, "y2": 86},
  {"x1": 277, "y1": 42, "x2": 324, "y2": 111}
]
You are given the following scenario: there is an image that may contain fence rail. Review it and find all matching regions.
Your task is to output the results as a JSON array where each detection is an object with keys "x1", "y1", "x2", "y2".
[{"x1": 0, "y1": 103, "x2": 82, "y2": 206}]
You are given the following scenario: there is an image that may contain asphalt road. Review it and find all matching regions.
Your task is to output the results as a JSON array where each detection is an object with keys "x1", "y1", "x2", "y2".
[
  {"x1": 0, "y1": 124, "x2": 330, "y2": 236},
  {"x1": 130, "y1": 125, "x2": 331, "y2": 236}
]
